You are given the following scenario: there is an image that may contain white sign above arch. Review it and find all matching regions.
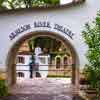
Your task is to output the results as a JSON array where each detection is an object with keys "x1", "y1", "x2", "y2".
[{"x1": 9, "y1": 21, "x2": 74, "y2": 41}]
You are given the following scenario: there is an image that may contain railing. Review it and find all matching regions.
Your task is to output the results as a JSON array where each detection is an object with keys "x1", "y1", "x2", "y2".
[
  {"x1": 16, "y1": 64, "x2": 73, "y2": 78},
  {"x1": 16, "y1": 64, "x2": 73, "y2": 66}
]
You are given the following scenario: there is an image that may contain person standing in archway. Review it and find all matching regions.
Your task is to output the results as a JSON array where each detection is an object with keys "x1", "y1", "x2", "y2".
[
  {"x1": 29, "y1": 56, "x2": 35, "y2": 78},
  {"x1": 34, "y1": 44, "x2": 42, "y2": 77}
]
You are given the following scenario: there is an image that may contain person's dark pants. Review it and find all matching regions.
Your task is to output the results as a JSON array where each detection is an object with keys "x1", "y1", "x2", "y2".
[{"x1": 29, "y1": 64, "x2": 33, "y2": 78}]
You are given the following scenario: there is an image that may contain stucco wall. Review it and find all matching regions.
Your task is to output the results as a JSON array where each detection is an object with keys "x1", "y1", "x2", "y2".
[{"x1": 0, "y1": 0, "x2": 100, "y2": 71}]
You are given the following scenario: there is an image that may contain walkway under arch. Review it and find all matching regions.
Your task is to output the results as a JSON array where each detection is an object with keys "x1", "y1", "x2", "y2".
[{"x1": 6, "y1": 31, "x2": 80, "y2": 93}]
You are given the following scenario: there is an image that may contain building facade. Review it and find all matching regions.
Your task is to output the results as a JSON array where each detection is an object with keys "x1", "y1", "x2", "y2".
[
  {"x1": 0, "y1": 0, "x2": 100, "y2": 90},
  {"x1": 16, "y1": 36, "x2": 73, "y2": 79}
]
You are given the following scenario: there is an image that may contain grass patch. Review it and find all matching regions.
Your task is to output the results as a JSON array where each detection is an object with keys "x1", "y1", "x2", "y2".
[{"x1": 47, "y1": 75, "x2": 71, "y2": 78}]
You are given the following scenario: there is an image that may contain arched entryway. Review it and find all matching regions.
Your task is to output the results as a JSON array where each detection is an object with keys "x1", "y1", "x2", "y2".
[{"x1": 6, "y1": 31, "x2": 80, "y2": 92}]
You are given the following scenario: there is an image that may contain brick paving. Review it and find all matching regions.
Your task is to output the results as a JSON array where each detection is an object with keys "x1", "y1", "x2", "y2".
[
  {"x1": 0, "y1": 78, "x2": 84, "y2": 100},
  {"x1": 0, "y1": 94, "x2": 84, "y2": 100},
  {"x1": 10, "y1": 78, "x2": 74, "y2": 94}
]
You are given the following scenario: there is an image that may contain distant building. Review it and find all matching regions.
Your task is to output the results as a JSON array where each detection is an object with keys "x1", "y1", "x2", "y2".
[{"x1": 16, "y1": 39, "x2": 72, "y2": 79}]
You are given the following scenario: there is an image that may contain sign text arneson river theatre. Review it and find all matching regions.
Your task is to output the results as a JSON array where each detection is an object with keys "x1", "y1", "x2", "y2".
[{"x1": 9, "y1": 21, "x2": 74, "y2": 40}]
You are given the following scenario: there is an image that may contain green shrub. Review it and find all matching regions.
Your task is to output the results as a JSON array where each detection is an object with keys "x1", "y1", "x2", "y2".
[
  {"x1": 82, "y1": 11, "x2": 100, "y2": 99},
  {"x1": 0, "y1": 80, "x2": 8, "y2": 96}
]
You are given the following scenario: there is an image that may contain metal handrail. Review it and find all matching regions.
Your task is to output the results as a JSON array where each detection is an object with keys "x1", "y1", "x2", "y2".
[
  {"x1": 16, "y1": 69, "x2": 72, "y2": 71},
  {"x1": 16, "y1": 64, "x2": 73, "y2": 66}
]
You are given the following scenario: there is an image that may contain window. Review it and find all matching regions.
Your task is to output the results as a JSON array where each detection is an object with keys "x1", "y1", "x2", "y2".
[
  {"x1": 17, "y1": 56, "x2": 25, "y2": 63},
  {"x1": 55, "y1": 56, "x2": 61, "y2": 69},
  {"x1": 17, "y1": 72, "x2": 24, "y2": 77},
  {"x1": 63, "y1": 56, "x2": 68, "y2": 69}
]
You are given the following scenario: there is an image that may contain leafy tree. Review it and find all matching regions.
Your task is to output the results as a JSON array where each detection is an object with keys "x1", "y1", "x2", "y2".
[
  {"x1": 0, "y1": 0, "x2": 60, "y2": 9},
  {"x1": 33, "y1": 37, "x2": 61, "y2": 52},
  {"x1": 0, "y1": 0, "x2": 3, "y2": 8},
  {"x1": 82, "y1": 11, "x2": 100, "y2": 99},
  {"x1": 40, "y1": 0, "x2": 60, "y2": 5},
  {"x1": 0, "y1": 0, "x2": 7, "y2": 10}
]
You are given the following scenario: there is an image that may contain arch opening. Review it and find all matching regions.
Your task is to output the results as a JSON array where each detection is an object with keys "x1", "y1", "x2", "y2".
[{"x1": 6, "y1": 31, "x2": 80, "y2": 89}]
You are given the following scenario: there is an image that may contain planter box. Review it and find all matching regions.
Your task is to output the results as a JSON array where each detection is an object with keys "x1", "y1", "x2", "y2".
[
  {"x1": 80, "y1": 78, "x2": 90, "y2": 85},
  {"x1": 85, "y1": 88, "x2": 97, "y2": 94}
]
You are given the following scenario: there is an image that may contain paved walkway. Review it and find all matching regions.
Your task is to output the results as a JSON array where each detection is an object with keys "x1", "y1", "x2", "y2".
[
  {"x1": 10, "y1": 78, "x2": 76, "y2": 94},
  {"x1": 0, "y1": 78, "x2": 84, "y2": 100},
  {"x1": 0, "y1": 94, "x2": 83, "y2": 100}
]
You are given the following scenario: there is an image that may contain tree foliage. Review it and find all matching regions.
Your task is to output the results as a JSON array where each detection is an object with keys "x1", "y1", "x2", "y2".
[
  {"x1": 82, "y1": 11, "x2": 100, "y2": 99},
  {"x1": 0, "y1": 80, "x2": 8, "y2": 96},
  {"x1": 0, "y1": 0, "x2": 60, "y2": 10},
  {"x1": 28, "y1": 37, "x2": 62, "y2": 53}
]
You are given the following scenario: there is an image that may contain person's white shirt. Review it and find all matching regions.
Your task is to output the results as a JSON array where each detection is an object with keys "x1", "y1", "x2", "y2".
[
  {"x1": 34, "y1": 46, "x2": 42, "y2": 63},
  {"x1": 35, "y1": 46, "x2": 42, "y2": 56}
]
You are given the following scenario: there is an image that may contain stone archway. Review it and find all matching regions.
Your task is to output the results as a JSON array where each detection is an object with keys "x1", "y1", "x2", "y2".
[{"x1": 6, "y1": 31, "x2": 80, "y2": 91}]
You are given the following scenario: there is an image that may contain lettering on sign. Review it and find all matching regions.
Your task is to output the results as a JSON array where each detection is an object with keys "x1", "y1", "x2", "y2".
[
  {"x1": 9, "y1": 21, "x2": 74, "y2": 40},
  {"x1": 34, "y1": 21, "x2": 51, "y2": 28},
  {"x1": 54, "y1": 24, "x2": 74, "y2": 39},
  {"x1": 9, "y1": 24, "x2": 31, "y2": 40}
]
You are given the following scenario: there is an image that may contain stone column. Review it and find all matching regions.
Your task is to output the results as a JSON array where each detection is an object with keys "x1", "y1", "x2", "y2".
[
  {"x1": 11, "y1": 63, "x2": 16, "y2": 85},
  {"x1": 72, "y1": 64, "x2": 76, "y2": 84},
  {"x1": 75, "y1": 65, "x2": 80, "y2": 92},
  {"x1": 72, "y1": 64, "x2": 80, "y2": 93}
]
